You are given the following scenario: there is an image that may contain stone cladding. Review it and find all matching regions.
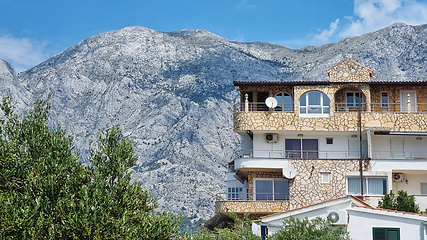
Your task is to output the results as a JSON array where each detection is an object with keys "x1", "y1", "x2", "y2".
[
  {"x1": 288, "y1": 159, "x2": 368, "y2": 209},
  {"x1": 327, "y1": 58, "x2": 373, "y2": 82},
  {"x1": 234, "y1": 111, "x2": 427, "y2": 132},
  {"x1": 215, "y1": 201, "x2": 289, "y2": 215}
]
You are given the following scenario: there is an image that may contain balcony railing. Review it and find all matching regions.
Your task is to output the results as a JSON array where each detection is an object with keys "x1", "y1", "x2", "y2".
[
  {"x1": 234, "y1": 149, "x2": 368, "y2": 160},
  {"x1": 216, "y1": 192, "x2": 290, "y2": 201},
  {"x1": 371, "y1": 151, "x2": 427, "y2": 159},
  {"x1": 234, "y1": 102, "x2": 427, "y2": 113}
]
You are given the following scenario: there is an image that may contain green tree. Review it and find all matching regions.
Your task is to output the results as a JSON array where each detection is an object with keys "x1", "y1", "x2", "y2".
[
  {"x1": 378, "y1": 190, "x2": 420, "y2": 213},
  {"x1": 0, "y1": 96, "x2": 181, "y2": 239},
  {"x1": 184, "y1": 212, "x2": 262, "y2": 240},
  {"x1": 268, "y1": 217, "x2": 350, "y2": 240}
]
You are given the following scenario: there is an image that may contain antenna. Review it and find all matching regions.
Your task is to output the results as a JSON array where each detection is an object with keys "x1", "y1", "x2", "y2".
[{"x1": 265, "y1": 97, "x2": 278, "y2": 109}]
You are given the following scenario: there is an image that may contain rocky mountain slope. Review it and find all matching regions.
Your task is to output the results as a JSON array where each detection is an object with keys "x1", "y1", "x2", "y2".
[{"x1": 2, "y1": 22, "x2": 427, "y2": 220}]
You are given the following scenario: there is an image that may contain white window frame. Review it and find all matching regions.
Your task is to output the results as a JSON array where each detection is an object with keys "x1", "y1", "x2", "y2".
[
  {"x1": 285, "y1": 138, "x2": 319, "y2": 159},
  {"x1": 274, "y1": 92, "x2": 293, "y2": 112},
  {"x1": 253, "y1": 178, "x2": 289, "y2": 201},
  {"x1": 227, "y1": 187, "x2": 244, "y2": 200},
  {"x1": 299, "y1": 91, "x2": 330, "y2": 117},
  {"x1": 347, "y1": 177, "x2": 388, "y2": 196},
  {"x1": 380, "y1": 91, "x2": 389, "y2": 108},
  {"x1": 326, "y1": 137, "x2": 333, "y2": 145},
  {"x1": 321, "y1": 172, "x2": 330, "y2": 183},
  {"x1": 346, "y1": 91, "x2": 363, "y2": 107}
]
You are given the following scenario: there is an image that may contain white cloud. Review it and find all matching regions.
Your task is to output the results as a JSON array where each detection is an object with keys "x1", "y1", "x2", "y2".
[
  {"x1": 236, "y1": 0, "x2": 257, "y2": 10},
  {"x1": 313, "y1": 19, "x2": 340, "y2": 45},
  {"x1": 0, "y1": 34, "x2": 51, "y2": 73},
  {"x1": 233, "y1": 31, "x2": 245, "y2": 42},
  {"x1": 339, "y1": 0, "x2": 427, "y2": 38}
]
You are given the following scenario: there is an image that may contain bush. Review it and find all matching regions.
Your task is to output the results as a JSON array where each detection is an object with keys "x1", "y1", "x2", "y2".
[{"x1": 378, "y1": 190, "x2": 420, "y2": 213}]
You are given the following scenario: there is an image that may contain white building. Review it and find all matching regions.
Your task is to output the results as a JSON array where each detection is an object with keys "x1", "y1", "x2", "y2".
[
  {"x1": 260, "y1": 196, "x2": 427, "y2": 240},
  {"x1": 208, "y1": 59, "x2": 427, "y2": 231}
]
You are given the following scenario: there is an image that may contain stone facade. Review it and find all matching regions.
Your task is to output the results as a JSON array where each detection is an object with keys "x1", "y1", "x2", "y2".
[
  {"x1": 215, "y1": 200, "x2": 289, "y2": 216},
  {"x1": 234, "y1": 111, "x2": 427, "y2": 132},
  {"x1": 326, "y1": 58, "x2": 373, "y2": 83},
  {"x1": 288, "y1": 159, "x2": 368, "y2": 209}
]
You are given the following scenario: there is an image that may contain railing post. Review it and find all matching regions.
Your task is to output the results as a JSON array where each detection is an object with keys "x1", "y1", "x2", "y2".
[
  {"x1": 245, "y1": 93, "x2": 249, "y2": 113},
  {"x1": 407, "y1": 94, "x2": 411, "y2": 113}
]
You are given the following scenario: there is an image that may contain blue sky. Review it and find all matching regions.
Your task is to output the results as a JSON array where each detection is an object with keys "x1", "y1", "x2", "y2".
[{"x1": 2, "y1": 0, "x2": 427, "y2": 72}]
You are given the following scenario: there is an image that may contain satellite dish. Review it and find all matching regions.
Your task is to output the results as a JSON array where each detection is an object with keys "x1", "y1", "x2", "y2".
[
  {"x1": 282, "y1": 166, "x2": 296, "y2": 179},
  {"x1": 265, "y1": 97, "x2": 278, "y2": 109}
]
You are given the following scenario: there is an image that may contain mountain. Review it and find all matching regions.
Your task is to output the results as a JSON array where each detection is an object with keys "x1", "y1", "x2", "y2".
[{"x1": 2, "y1": 22, "x2": 427, "y2": 220}]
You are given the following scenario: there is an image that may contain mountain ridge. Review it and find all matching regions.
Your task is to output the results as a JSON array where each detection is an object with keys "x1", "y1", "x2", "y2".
[{"x1": 2, "y1": 22, "x2": 427, "y2": 220}]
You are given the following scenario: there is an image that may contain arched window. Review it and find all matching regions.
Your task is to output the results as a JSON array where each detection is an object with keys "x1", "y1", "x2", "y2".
[
  {"x1": 299, "y1": 91, "x2": 330, "y2": 117},
  {"x1": 275, "y1": 92, "x2": 293, "y2": 111}
]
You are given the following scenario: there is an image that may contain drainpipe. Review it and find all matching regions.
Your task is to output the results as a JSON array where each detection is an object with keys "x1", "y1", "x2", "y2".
[{"x1": 359, "y1": 83, "x2": 364, "y2": 196}]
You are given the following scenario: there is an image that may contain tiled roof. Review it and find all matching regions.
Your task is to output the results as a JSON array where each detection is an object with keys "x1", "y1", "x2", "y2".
[
  {"x1": 260, "y1": 195, "x2": 427, "y2": 220},
  {"x1": 356, "y1": 205, "x2": 427, "y2": 217},
  {"x1": 233, "y1": 80, "x2": 427, "y2": 85}
]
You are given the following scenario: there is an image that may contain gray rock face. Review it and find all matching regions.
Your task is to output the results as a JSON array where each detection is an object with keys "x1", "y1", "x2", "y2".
[{"x1": 2, "y1": 22, "x2": 427, "y2": 220}]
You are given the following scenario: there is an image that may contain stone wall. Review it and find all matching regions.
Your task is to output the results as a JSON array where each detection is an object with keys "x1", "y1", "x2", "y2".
[
  {"x1": 327, "y1": 59, "x2": 372, "y2": 82},
  {"x1": 234, "y1": 111, "x2": 427, "y2": 132},
  {"x1": 288, "y1": 159, "x2": 368, "y2": 209},
  {"x1": 215, "y1": 200, "x2": 289, "y2": 215}
]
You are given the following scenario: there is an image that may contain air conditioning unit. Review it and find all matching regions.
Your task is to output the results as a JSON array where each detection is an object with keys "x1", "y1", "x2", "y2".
[
  {"x1": 265, "y1": 133, "x2": 278, "y2": 143},
  {"x1": 327, "y1": 210, "x2": 347, "y2": 225},
  {"x1": 393, "y1": 173, "x2": 404, "y2": 182}
]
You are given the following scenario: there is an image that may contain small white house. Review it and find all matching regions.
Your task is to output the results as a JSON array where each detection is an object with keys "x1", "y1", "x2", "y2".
[{"x1": 260, "y1": 196, "x2": 427, "y2": 240}]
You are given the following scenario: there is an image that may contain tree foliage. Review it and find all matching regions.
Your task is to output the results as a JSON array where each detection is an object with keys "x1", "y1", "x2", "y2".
[
  {"x1": 268, "y1": 217, "x2": 350, "y2": 240},
  {"x1": 183, "y1": 212, "x2": 261, "y2": 240},
  {"x1": 378, "y1": 190, "x2": 420, "y2": 213},
  {"x1": 0, "y1": 96, "x2": 181, "y2": 239}
]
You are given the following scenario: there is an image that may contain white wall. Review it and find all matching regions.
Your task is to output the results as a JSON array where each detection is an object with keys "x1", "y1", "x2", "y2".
[
  {"x1": 251, "y1": 131, "x2": 366, "y2": 159},
  {"x1": 371, "y1": 160, "x2": 427, "y2": 171},
  {"x1": 262, "y1": 201, "x2": 427, "y2": 240},
  {"x1": 371, "y1": 135, "x2": 427, "y2": 159},
  {"x1": 347, "y1": 209, "x2": 427, "y2": 240}
]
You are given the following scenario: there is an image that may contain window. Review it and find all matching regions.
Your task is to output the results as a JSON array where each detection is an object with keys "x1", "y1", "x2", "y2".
[
  {"x1": 227, "y1": 187, "x2": 244, "y2": 200},
  {"x1": 254, "y1": 179, "x2": 289, "y2": 201},
  {"x1": 381, "y1": 92, "x2": 389, "y2": 107},
  {"x1": 421, "y1": 183, "x2": 427, "y2": 194},
  {"x1": 285, "y1": 139, "x2": 318, "y2": 158},
  {"x1": 275, "y1": 92, "x2": 293, "y2": 111},
  {"x1": 321, "y1": 172, "x2": 330, "y2": 183},
  {"x1": 346, "y1": 91, "x2": 363, "y2": 107},
  {"x1": 326, "y1": 137, "x2": 333, "y2": 145},
  {"x1": 299, "y1": 91, "x2": 330, "y2": 117},
  {"x1": 347, "y1": 177, "x2": 387, "y2": 195},
  {"x1": 373, "y1": 228, "x2": 400, "y2": 240}
]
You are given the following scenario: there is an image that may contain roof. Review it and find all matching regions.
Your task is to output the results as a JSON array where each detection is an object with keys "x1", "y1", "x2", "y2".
[
  {"x1": 260, "y1": 195, "x2": 427, "y2": 222},
  {"x1": 351, "y1": 205, "x2": 427, "y2": 218},
  {"x1": 233, "y1": 80, "x2": 329, "y2": 86},
  {"x1": 233, "y1": 79, "x2": 427, "y2": 86},
  {"x1": 326, "y1": 58, "x2": 374, "y2": 78}
]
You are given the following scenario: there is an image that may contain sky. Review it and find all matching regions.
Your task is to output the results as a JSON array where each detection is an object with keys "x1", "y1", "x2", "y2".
[{"x1": 1, "y1": 0, "x2": 427, "y2": 73}]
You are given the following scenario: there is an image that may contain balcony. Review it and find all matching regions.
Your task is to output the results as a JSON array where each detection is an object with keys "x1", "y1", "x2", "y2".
[
  {"x1": 234, "y1": 102, "x2": 427, "y2": 132},
  {"x1": 215, "y1": 193, "x2": 290, "y2": 215},
  {"x1": 233, "y1": 150, "x2": 369, "y2": 161},
  {"x1": 235, "y1": 102, "x2": 427, "y2": 113},
  {"x1": 231, "y1": 150, "x2": 427, "y2": 164}
]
